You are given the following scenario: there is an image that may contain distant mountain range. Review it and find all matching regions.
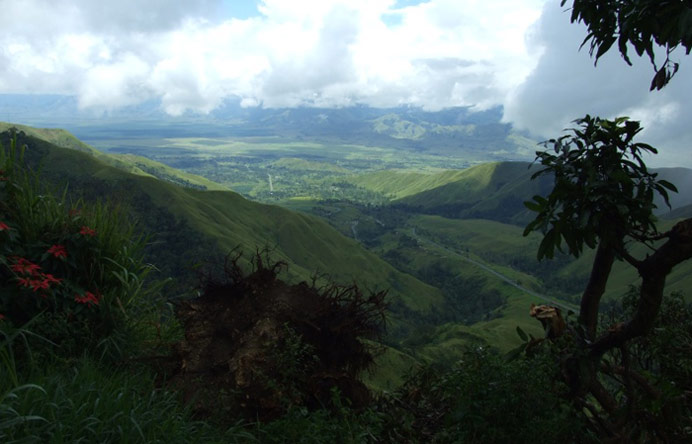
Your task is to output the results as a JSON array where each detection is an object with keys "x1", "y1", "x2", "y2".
[{"x1": 0, "y1": 94, "x2": 535, "y2": 160}]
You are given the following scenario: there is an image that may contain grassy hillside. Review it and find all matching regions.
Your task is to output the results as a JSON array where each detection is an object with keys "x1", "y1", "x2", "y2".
[
  {"x1": 104, "y1": 153, "x2": 230, "y2": 191},
  {"x1": 408, "y1": 214, "x2": 692, "y2": 304},
  {"x1": 339, "y1": 161, "x2": 552, "y2": 225},
  {"x1": 2, "y1": 130, "x2": 445, "y2": 328},
  {"x1": 1, "y1": 121, "x2": 99, "y2": 154},
  {"x1": 341, "y1": 162, "x2": 692, "y2": 227},
  {"x1": 1, "y1": 122, "x2": 229, "y2": 191},
  {"x1": 3, "y1": 126, "x2": 563, "y2": 375},
  {"x1": 9, "y1": 123, "x2": 689, "y2": 378},
  {"x1": 341, "y1": 169, "x2": 469, "y2": 200},
  {"x1": 393, "y1": 161, "x2": 551, "y2": 224}
]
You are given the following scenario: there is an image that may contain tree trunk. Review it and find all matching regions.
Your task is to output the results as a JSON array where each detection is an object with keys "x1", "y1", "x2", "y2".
[
  {"x1": 590, "y1": 218, "x2": 692, "y2": 355},
  {"x1": 579, "y1": 241, "x2": 616, "y2": 339}
]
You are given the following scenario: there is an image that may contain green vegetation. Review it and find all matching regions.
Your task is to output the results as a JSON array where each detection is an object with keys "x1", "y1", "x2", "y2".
[
  {"x1": 2, "y1": 129, "x2": 444, "y2": 322},
  {"x1": 0, "y1": 133, "x2": 241, "y2": 442},
  {"x1": 2, "y1": 113, "x2": 691, "y2": 442},
  {"x1": 2, "y1": 3, "x2": 691, "y2": 438},
  {"x1": 0, "y1": 134, "x2": 163, "y2": 360},
  {"x1": 564, "y1": 0, "x2": 691, "y2": 90},
  {"x1": 1, "y1": 138, "x2": 600, "y2": 442}
]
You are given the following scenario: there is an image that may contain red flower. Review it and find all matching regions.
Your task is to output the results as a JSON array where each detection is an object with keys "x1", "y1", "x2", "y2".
[
  {"x1": 47, "y1": 244, "x2": 67, "y2": 258},
  {"x1": 75, "y1": 291, "x2": 100, "y2": 307},
  {"x1": 0, "y1": 313, "x2": 5, "y2": 320},
  {"x1": 42, "y1": 274, "x2": 62, "y2": 284},
  {"x1": 10, "y1": 258, "x2": 42, "y2": 276},
  {"x1": 29, "y1": 279, "x2": 50, "y2": 292},
  {"x1": 16, "y1": 271, "x2": 61, "y2": 292},
  {"x1": 0, "y1": 221, "x2": 10, "y2": 231},
  {"x1": 79, "y1": 226, "x2": 96, "y2": 237}
]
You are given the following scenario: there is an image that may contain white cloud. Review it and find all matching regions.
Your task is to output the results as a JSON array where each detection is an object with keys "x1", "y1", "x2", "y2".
[
  {"x1": 503, "y1": 2, "x2": 691, "y2": 167},
  {"x1": 0, "y1": 0, "x2": 546, "y2": 111},
  {"x1": 79, "y1": 52, "x2": 151, "y2": 109}
]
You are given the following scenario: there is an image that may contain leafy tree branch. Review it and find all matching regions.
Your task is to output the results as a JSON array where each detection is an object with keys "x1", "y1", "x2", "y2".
[{"x1": 563, "y1": 0, "x2": 692, "y2": 89}]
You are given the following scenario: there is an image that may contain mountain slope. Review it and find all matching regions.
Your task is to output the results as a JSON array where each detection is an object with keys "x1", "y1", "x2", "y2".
[
  {"x1": 342, "y1": 169, "x2": 470, "y2": 200},
  {"x1": 387, "y1": 162, "x2": 692, "y2": 225},
  {"x1": 2, "y1": 129, "x2": 445, "y2": 327},
  {"x1": 391, "y1": 162, "x2": 549, "y2": 225},
  {"x1": 1, "y1": 122, "x2": 229, "y2": 191}
]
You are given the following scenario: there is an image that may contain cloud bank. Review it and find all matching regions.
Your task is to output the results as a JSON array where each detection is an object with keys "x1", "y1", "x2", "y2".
[
  {"x1": 503, "y1": 2, "x2": 691, "y2": 167},
  {"x1": 0, "y1": 0, "x2": 689, "y2": 165},
  {"x1": 0, "y1": 0, "x2": 544, "y2": 112}
]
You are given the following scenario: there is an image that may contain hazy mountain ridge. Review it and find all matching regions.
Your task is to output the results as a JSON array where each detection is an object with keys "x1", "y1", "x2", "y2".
[{"x1": 1, "y1": 94, "x2": 532, "y2": 160}]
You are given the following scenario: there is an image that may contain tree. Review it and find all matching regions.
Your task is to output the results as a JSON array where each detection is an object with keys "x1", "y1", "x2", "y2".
[
  {"x1": 524, "y1": 115, "x2": 692, "y2": 439},
  {"x1": 563, "y1": 0, "x2": 692, "y2": 89},
  {"x1": 524, "y1": 115, "x2": 679, "y2": 338},
  {"x1": 519, "y1": 4, "x2": 692, "y2": 437}
]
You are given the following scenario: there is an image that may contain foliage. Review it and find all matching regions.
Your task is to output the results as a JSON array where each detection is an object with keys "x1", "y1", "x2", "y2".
[
  {"x1": 416, "y1": 261, "x2": 506, "y2": 324},
  {"x1": 0, "y1": 131, "x2": 165, "y2": 360},
  {"x1": 169, "y1": 250, "x2": 387, "y2": 422},
  {"x1": 563, "y1": 0, "x2": 692, "y2": 89},
  {"x1": 255, "y1": 389, "x2": 384, "y2": 444},
  {"x1": 524, "y1": 115, "x2": 676, "y2": 261},
  {"x1": 523, "y1": 289, "x2": 692, "y2": 441},
  {"x1": 0, "y1": 356, "x2": 255, "y2": 443},
  {"x1": 0, "y1": 133, "x2": 254, "y2": 442},
  {"x1": 594, "y1": 288, "x2": 692, "y2": 440},
  {"x1": 374, "y1": 347, "x2": 591, "y2": 443},
  {"x1": 524, "y1": 115, "x2": 692, "y2": 440}
]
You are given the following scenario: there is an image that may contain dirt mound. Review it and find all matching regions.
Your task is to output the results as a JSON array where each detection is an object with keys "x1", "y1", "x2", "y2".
[{"x1": 169, "y1": 251, "x2": 387, "y2": 421}]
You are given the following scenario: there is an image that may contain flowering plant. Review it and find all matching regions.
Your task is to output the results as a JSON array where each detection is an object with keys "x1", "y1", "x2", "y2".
[{"x1": 0, "y1": 133, "x2": 161, "y2": 359}]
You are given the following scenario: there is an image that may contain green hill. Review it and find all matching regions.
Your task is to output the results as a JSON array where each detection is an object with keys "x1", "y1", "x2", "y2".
[
  {"x1": 391, "y1": 161, "x2": 550, "y2": 224},
  {"x1": 372, "y1": 161, "x2": 692, "y2": 225},
  {"x1": 1, "y1": 121, "x2": 99, "y2": 154},
  {"x1": 342, "y1": 161, "x2": 547, "y2": 225},
  {"x1": 405, "y1": 214, "x2": 692, "y2": 304},
  {"x1": 342, "y1": 169, "x2": 470, "y2": 200},
  {"x1": 1, "y1": 122, "x2": 229, "y2": 191},
  {"x1": 3, "y1": 125, "x2": 566, "y2": 376}
]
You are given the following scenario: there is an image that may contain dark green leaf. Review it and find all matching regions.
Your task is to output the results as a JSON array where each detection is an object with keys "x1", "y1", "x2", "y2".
[
  {"x1": 657, "y1": 179, "x2": 678, "y2": 193},
  {"x1": 516, "y1": 326, "x2": 529, "y2": 342}
]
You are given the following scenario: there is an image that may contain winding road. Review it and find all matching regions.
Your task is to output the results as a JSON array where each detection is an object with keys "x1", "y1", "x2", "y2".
[{"x1": 409, "y1": 228, "x2": 578, "y2": 313}]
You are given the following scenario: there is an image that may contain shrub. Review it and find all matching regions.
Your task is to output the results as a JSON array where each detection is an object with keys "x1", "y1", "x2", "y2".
[
  {"x1": 374, "y1": 347, "x2": 592, "y2": 443},
  {"x1": 170, "y1": 250, "x2": 387, "y2": 422},
  {"x1": 0, "y1": 132, "x2": 163, "y2": 361}
]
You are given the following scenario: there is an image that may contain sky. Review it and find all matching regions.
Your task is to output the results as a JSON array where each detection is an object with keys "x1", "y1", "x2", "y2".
[{"x1": 0, "y1": 0, "x2": 689, "y2": 166}]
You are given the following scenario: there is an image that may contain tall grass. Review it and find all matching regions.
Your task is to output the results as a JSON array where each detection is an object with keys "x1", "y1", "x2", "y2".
[
  {"x1": 0, "y1": 131, "x2": 261, "y2": 442},
  {"x1": 0, "y1": 132, "x2": 169, "y2": 361},
  {"x1": 0, "y1": 357, "x2": 256, "y2": 443},
  {"x1": 0, "y1": 321, "x2": 50, "y2": 438}
]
